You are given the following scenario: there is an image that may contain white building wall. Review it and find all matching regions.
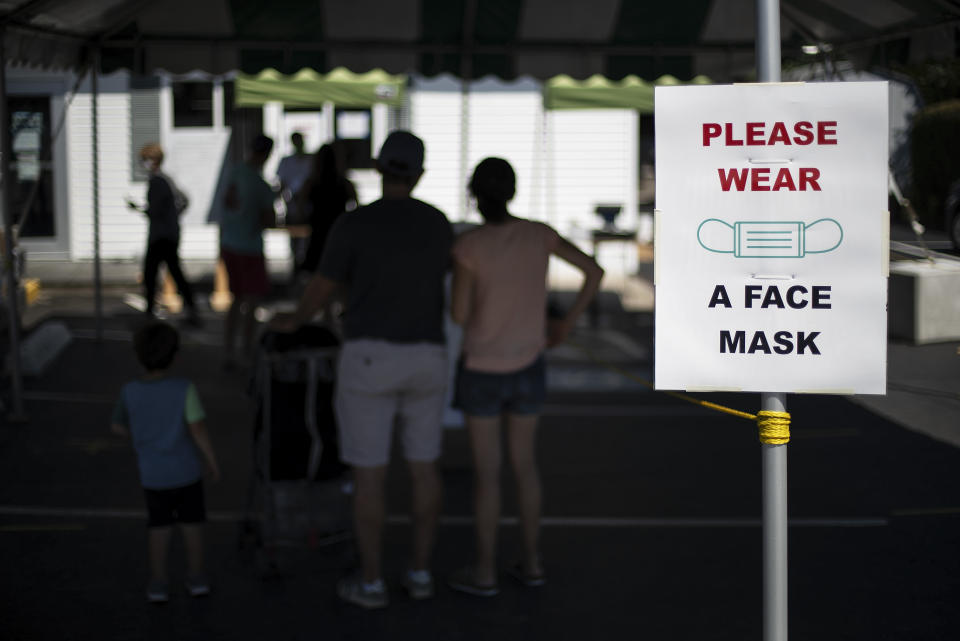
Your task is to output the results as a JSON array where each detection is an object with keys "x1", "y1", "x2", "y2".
[
  {"x1": 546, "y1": 108, "x2": 639, "y2": 287},
  {"x1": 410, "y1": 75, "x2": 467, "y2": 219},
  {"x1": 67, "y1": 71, "x2": 148, "y2": 262},
  {"x1": 31, "y1": 67, "x2": 638, "y2": 287},
  {"x1": 411, "y1": 75, "x2": 639, "y2": 286},
  {"x1": 466, "y1": 76, "x2": 543, "y2": 224},
  {"x1": 64, "y1": 71, "x2": 290, "y2": 266},
  {"x1": 164, "y1": 128, "x2": 232, "y2": 259}
]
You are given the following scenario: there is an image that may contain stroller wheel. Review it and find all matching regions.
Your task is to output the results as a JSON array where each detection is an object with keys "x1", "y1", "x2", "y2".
[{"x1": 237, "y1": 519, "x2": 262, "y2": 564}]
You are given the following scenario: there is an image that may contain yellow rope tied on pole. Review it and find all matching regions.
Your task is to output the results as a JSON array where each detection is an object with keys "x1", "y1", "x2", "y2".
[
  {"x1": 572, "y1": 342, "x2": 792, "y2": 441},
  {"x1": 756, "y1": 410, "x2": 791, "y2": 445}
]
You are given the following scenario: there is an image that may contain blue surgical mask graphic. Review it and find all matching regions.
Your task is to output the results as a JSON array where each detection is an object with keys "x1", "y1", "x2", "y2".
[{"x1": 697, "y1": 218, "x2": 843, "y2": 258}]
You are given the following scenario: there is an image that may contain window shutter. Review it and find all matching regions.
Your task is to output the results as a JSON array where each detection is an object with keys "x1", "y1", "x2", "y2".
[
  {"x1": 130, "y1": 76, "x2": 161, "y2": 182},
  {"x1": 387, "y1": 97, "x2": 410, "y2": 132}
]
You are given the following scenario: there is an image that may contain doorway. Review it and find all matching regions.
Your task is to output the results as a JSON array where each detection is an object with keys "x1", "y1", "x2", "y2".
[{"x1": 8, "y1": 96, "x2": 55, "y2": 239}]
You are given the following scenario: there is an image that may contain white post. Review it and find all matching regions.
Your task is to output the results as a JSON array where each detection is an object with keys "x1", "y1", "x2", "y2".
[
  {"x1": 761, "y1": 392, "x2": 788, "y2": 641},
  {"x1": 756, "y1": 2, "x2": 786, "y2": 641},
  {"x1": 459, "y1": 78, "x2": 470, "y2": 221},
  {"x1": 91, "y1": 47, "x2": 103, "y2": 343}
]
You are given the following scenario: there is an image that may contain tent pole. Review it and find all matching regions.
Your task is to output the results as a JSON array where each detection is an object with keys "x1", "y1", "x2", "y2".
[
  {"x1": 91, "y1": 47, "x2": 102, "y2": 342},
  {"x1": 756, "y1": 4, "x2": 785, "y2": 641},
  {"x1": 459, "y1": 0, "x2": 477, "y2": 222},
  {"x1": 0, "y1": 27, "x2": 26, "y2": 421},
  {"x1": 459, "y1": 79, "x2": 470, "y2": 221}
]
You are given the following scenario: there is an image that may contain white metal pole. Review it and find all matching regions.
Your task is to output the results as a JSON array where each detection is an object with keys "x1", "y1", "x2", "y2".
[
  {"x1": 762, "y1": 392, "x2": 788, "y2": 641},
  {"x1": 91, "y1": 47, "x2": 103, "y2": 342},
  {"x1": 757, "y1": 0, "x2": 782, "y2": 83},
  {"x1": 459, "y1": 79, "x2": 470, "y2": 222},
  {"x1": 757, "y1": 2, "x2": 786, "y2": 641}
]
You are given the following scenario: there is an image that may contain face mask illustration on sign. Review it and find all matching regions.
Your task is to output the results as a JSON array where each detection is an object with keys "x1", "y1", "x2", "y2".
[{"x1": 697, "y1": 218, "x2": 843, "y2": 258}]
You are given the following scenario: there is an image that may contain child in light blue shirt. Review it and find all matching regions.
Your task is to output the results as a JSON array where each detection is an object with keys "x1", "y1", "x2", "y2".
[{"x1": 112, "y1": 322, "x2": 220, "y2": 603}]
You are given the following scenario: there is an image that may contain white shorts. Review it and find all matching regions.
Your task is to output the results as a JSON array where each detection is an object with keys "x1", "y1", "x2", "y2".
[{"x1": 335, "y1": 339, "x2": 447, "y2": 467}]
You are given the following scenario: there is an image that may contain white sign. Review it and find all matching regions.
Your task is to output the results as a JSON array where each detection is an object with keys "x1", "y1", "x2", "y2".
[
  {"x1": 654, "y1": 83, "x2": 888, "y2": 394},
  {"x1": 336, "y1": 110, "x2": 371, "y2": 139}
]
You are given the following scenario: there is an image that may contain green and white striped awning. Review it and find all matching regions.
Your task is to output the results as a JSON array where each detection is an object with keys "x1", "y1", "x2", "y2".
[
  {"x1": 544, "y1": 73, "x2": 712, "y2": 111},
  {"x1": 2, "y1": 0, "x2": 957, "y2": 82},
  {"x1": 234, "y1": 67, "x2": 407, "y2": 108}
]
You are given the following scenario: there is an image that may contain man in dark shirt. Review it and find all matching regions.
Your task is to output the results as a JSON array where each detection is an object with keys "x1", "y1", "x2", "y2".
[{"x1": 276, "y1": 131, "x2": 452, "y2": 608}]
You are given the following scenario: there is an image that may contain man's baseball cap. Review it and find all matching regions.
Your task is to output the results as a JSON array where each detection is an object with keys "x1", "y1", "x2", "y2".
[{"x1": 376, "y1": 131, "x2": 424, "y2": 177}]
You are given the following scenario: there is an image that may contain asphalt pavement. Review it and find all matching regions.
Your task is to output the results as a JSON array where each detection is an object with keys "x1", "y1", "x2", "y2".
[{"x1": 0, "y1": 267, "x2": 958, "y2": 640}]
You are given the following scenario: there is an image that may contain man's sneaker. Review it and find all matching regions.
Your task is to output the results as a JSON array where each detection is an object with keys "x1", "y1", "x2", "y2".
[
  {"x1": 185, "y1": 576, "x2": 211, "y2": 597},
  {"x1": 447, "y1": 566, "x2": 499, "y2": 597},
  {"x1": 146, "y1": 581, "x2": 169, "y2": 604},
  {"x1": 402, "y1": 569, "x2": 435, "y2": 600},
  {"x1": 336, "y1": 575, "x2": 388, "y2": 609}
]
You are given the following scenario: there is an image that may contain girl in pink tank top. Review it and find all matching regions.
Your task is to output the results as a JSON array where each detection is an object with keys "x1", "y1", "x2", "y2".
[{"x1": 447, "y1": 157, "x2": 603, "y2": 595}]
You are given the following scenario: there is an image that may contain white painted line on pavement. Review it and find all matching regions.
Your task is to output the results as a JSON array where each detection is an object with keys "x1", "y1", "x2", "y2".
[
  {"x1": 541, "y1": 404, "x2": 712, "y2": 417},
  {"x1": 0, "y1": 505, "x2": 888, "y2": 528},
  {"x1": 22, "y1": 392, "x2": 710, "y2": 419},
  {"x1": 0, "y1": 523, "x2": 86, "y2": 533},
  {"x1": 25, "y1": 391, "x2": 115, "y2": 404},
  {"x1": 24, "y1": 390, "x2": 249, "y2": 406},
  {"x1": 71, "y1": 329, "x2": 133, "y2": 342},
  {"x1": 72, "y1": 328, "x2": 225, "y2": 346},
  {"x1": 0, "y1": 505, "x2": 244, "y2": 522},
  {"x1": 388, "y1": 515, "x2": 889, "y2": 528}
]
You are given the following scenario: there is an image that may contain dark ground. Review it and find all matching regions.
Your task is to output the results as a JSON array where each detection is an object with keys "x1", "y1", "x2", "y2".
[{"x1": 1, "y1": 271, "x2": 958, "y2": 640}]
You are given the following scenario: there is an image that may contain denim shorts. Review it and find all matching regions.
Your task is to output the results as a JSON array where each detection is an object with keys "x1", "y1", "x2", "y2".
[{"x1": 457, "y1": 355, "x2": 546, "y2": 417}]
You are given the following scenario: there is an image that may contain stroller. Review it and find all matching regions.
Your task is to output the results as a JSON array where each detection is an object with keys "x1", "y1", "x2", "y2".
[{"x1": 239, "y1": 324, "x2": 352, "y2": 575}]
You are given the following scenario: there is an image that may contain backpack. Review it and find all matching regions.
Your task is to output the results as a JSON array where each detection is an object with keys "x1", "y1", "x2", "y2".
[{"x1": 161, "y1": 173, "x2": 189, "y2": 215}]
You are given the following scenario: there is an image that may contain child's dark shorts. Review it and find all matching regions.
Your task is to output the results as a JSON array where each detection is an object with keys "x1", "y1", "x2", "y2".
[
  {"x1": 457, "y1": 355, "x2": 546, "y2": 417},
  {"x1": 143, "y1": 480, "x2": 206, "y2": 527}
]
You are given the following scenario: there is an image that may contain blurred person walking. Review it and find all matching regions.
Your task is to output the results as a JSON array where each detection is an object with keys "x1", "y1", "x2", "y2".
[
  {"x1": 273, "y1": 131, "x2": 452, "y2": 609},
  {"x1": 447, "y1": 157, "x2": 603, "y2": 596},
  {"x1": 299, "y1": 141, "x2": 357, "y2": 274},
  {"x1": 276, "y1": 132, "x2": 314, "y2": 274},
  {"x1": 219, "y1": 134, "x2": 276, "y2": 369},
  {"x1": 126, "y1": 143, "x2": 201, "y2": 326}
]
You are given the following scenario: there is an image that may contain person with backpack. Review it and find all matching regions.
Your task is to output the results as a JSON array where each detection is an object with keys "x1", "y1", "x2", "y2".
[{"x1": 127, "y1": 143, "x2": 202, "y2": 327}]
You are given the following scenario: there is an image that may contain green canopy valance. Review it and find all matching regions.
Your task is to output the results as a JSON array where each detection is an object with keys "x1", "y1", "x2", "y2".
[
  {"x1": 544, "y1": 74, "x2": 712, "y2": 111},
  {"x1": 235, "y1": 67, "x2": 406, "y2": 108}
]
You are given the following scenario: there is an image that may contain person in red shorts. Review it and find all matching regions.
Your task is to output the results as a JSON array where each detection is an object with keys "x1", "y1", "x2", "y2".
[{"x1": 219, "y1": 134, "x2": 275, "y2": 369}]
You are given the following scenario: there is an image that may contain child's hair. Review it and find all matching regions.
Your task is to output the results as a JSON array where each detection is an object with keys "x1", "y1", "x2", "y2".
[{"x1": 133, "y1": 322, "x2": 180, "y2": 371}]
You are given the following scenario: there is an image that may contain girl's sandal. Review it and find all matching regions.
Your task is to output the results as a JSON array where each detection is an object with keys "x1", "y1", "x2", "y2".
[{"x1": 507, "y1": 563, "x2": 546, "y2": 587}]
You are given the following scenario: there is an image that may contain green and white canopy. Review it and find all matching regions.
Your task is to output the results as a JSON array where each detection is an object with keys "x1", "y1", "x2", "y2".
[
  {"x1": 544, "y1": 73, "x2": 712, "y2": 111},
  {"x1": 2, "y1": 0, "x2": 957, "y2": 82},
  {"x1": 234, "y1": 67, "x2": 407, "y2": 108}
]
